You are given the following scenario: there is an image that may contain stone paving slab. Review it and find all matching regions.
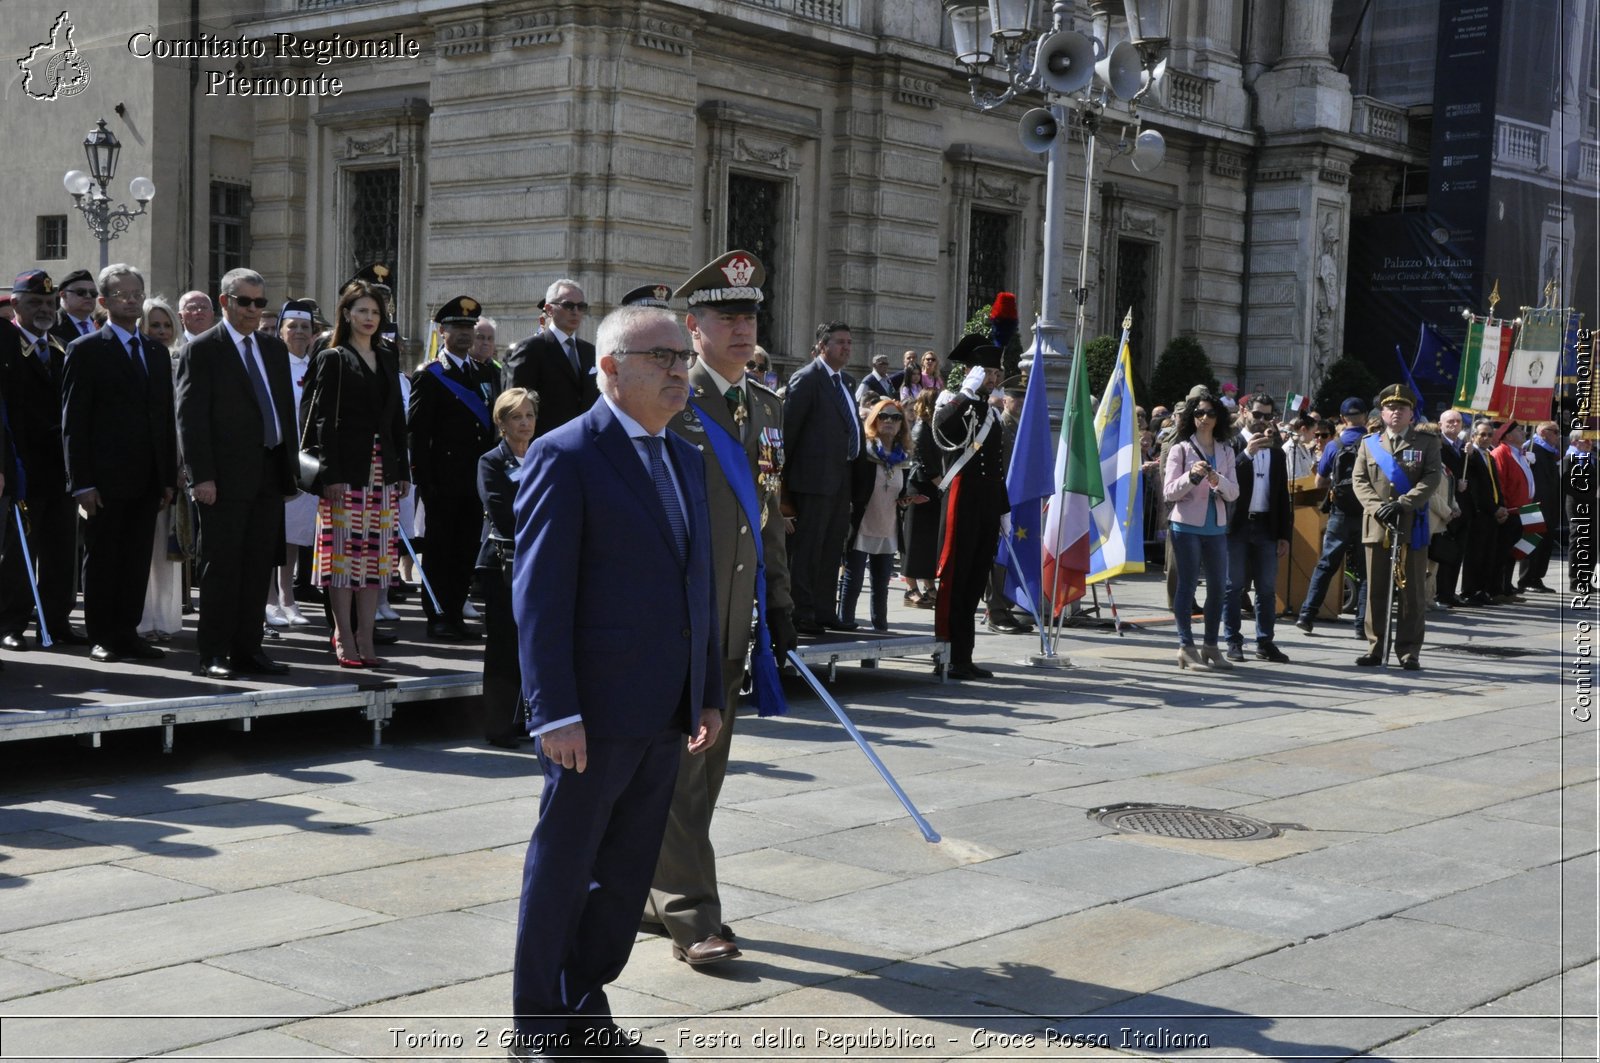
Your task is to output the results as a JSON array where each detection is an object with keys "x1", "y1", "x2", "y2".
[
  {"x1": 1083, "y1": 823, "x2": 1366, "y2": 864},
  {"x1": 1378, "y1": 811, "x2": 1580, "y2": 870},
  {"x1": 778, "y1": 821, "x2": 1013, "y2": 877},
  {"x1": 37, "y1": 792, "x2": 394, "y2": 855},
  {"x1": 974, "y1": 834, "x2": 1247, "y2": 899},
  {"x1": 0, "y1": 956, "x2": 71, "y2": 1002},
  {"x1": 0, "y1": 885, "x2": 388, "y2": 980},
  {"x1": 1052, "y1": 968, "x2": 1428, "y2": 1059},
  {"x1": 1128, "y1": 866, "x2": 1415, "y2": 941},
  {"x1": 0, "y1": 862, "x2": 213, "y2": 936},
  {"x1": 1040, "y1": 777, "x2": 1266, "y2": 812},
  {"x1": 0, "y1": 828, "x2": 129, "y2": 877},
  {"x1": 758, "y1": 867, "x2": 1090, "y2": 956},
  {"x1": 1265, "y1": 833, "x2": 1523, "y2": 898},
  {"x1": 704, "y1": 805, "x2": 833, "y2": 858},
  {"x1": 0, "y1": 962, "x2": 341, "y2": 1061},
  {"x1": 284, "y1": 848, "x2": 527, "y2": 917},
  {"x1": 207, "y1": 910, "x2": 511, "y2": 1007},
  {"x1": 154, "y1": 1027, "x2": 358, "y2": 1059},
  {"x1": 1161, "y1": 759, "x2": 1368, "y2": 798},
  {"x1": 1397, "y1": 858, "x2": 1598, "y2": 959},
  {"x1": 878, "y1": 905, "x2": 1285, "y2": 1020},
  {"x1": 353, "y1": 796, "x2": 537, "y2": 855},
  {"x1": 113, "y1": 828, "x2": 436, "y2": 891},
  {"x1": 1236, "y1": 916, "x2": 1564, "y2": 1014},
  {"x1": 717, "y1": 848, "x2": 900, "y2": 902}
]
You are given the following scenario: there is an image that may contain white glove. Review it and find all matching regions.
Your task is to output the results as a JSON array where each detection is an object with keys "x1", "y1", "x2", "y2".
[{"x1": 961, "y1": 366, "x2": 988, "y2": 394}]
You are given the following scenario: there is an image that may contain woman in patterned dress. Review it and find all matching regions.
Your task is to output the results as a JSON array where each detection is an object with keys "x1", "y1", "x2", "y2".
[{"x1": 306, "y1": 281, "x2": 410, "y2": 666}]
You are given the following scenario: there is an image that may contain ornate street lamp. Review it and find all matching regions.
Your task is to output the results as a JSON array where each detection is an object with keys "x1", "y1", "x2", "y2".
[
  {"x1": 63, "y1": 119, "x2": 155, "y2": 270},
  {"x1": 944, "y1": 0, "x2": 1172, "y2": 660}
]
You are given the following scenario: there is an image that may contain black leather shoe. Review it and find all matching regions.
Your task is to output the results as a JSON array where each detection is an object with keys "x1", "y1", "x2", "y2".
[
  {"x1": 1255, "y1": 643, "x2": 1291, "y2": 663},
  {"x1": 1294, "y1": 617, "x2": 1314, "y2": 634},
  {"x1": 231, "y1": 653, "x2": 289, "y2": 676},
  {"x1": 1, "y1": 633, "x2": 29, "y2": 652},
  {"x1": 89, "y1": 644, "x2": 121, "y2": 663},
  {"x1": 794, "y1": 618, "x2": 826, "y2": 636},
  {"x1": 829, "y1": 619, "x2": 859, "y2": 632},
  {"x1": 1520, "y1": 580, "x2": 1554, "y2": 594},
  {"x1": 1225, "y1": 645, "x2": 1247, "y2": 662},
  {"x1": 200, "y1": 656, "x2": 235, "y2": 679},
  {"x1": 48, "y1": 628, "x2": 90, "y2": 647},
  {"x1": 122, "y1": 639, "x2": 166, "y2": 660},
  {"x1": 1355, "y1": 653, "x2": 1381, "y2": 667},
  {"x1": 427, "y1": 621, "x2": 464, "y2": 641},
  {"x1": 986, "y1": 616, "x2": 1028, "y2": 634},
  {"x1": 1401, "y1": 657, "x2": 1421, "y2": 671},
  {"x1": 949, "y1": 663, "x2": 995, "y2": 680}
]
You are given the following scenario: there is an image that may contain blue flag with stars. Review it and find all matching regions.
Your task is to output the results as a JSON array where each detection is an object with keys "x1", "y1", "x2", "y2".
[{"x1": 998, "y1": 333, "x2": 1055, "y2": 622}]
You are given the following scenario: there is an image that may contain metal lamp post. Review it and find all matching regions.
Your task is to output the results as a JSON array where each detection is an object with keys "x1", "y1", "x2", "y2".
[
  {"x1": 943, "y1": 0, "x2": 1172, "y2": 661},
  {"x1": 63, "y1": 118, "x2": 155, "y2": 271},
  {"x1": 942, "y1": 0, "x2": 1172, "y2": 377}
]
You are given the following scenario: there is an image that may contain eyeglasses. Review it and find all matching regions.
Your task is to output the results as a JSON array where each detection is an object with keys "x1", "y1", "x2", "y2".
[
  {"x1": 1194, "y1": 408, "x2": 1217, "y2": 418},
  {"x1": 615, "y1": 347, "x2": 695, "y2": 369},
  {"x1": 229, "y1": 296, "x2": 270, "y2": 309},
  {"x1": 1250, "y1": 409, "x2": 1272, "y2": 419},
  {"x1": 551, "y1": 300, "x2": 589, "y2": 312},
  {"x1": 63, "y1": 287, "x2": 98, "y2": 298},
  {"x1": 877, "y1": 413, "x2": 903, "y2": 422}
]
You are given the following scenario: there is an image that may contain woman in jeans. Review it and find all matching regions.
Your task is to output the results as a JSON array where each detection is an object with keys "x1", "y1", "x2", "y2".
[
  {"x1": 1163, "y1": 395, "x2": 1239, "y2": 669},
  {"x1": 838, "y1": 399, "x2": 917, "y2": 631}
]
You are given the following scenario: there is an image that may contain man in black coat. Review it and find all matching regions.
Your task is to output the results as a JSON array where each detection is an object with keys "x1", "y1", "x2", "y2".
[
  {"x1": 409, "y1": 296, "x2": 499, "y2": 640},
  {"x1": 50, "y1": 268, "x2": 99, "y2": 347},
  {"x1": 504, "y1": 278, "x2": 597, "y2": 438},
  {"x1": 933, "y1": 335, "x2": 1007, "y2": 679},
  {"x1": 175, "y1": 268, "x2": 298, "y2": 680},
  {"x1": 61, "y1": 265, "x2": 178, "y2": 662},
  {"x1": 781, "y1": 321, "x2": 862, "y2": 634},
  {"x1": 0, "y1": 270, "x2": 86, "y2": 649},
  {"x1": 1517, "y1": 420, "x2": 1563, "y2": 593},
  {"x1": 1222, "y1": 400, "x2": 1294, "y2": 662}
]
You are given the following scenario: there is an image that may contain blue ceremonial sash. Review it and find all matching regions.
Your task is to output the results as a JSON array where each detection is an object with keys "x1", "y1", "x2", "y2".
[
  {"x1": 690, "y1": 400, "x2": 787, "y2": 717},
  {"x1": 425, "y1": 361, "x2": 493, "y2": 432},
  {"x1": 1363, "y1": 435, "x2": 1429, "y2": 549}
]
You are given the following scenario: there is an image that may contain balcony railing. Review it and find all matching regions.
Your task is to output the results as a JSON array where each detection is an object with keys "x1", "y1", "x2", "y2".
[
  {"x1": 739, "y1": 0, "x2": 856, "y2": 28},
  {"x1": 1494, "y1": 118, "x2": 1548, "y2": 171},
  {"x1": 1351, "y1": 95, "x2": 1407, "y2": 145},
  {"x1": 1162, "y1": 69, "x2": 1206, "y2": 120},
  {"x1": 1578, "y1": 141, "x2": 1600, "y2": 183}
]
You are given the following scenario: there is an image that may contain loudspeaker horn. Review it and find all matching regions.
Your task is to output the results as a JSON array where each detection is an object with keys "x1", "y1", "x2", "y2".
[
  {"x1": 1018, "y1": 107, "x2": 1059, "y2": 153},
  {"x1": 1130, "y1": 128, "x2": 1166, "y2": 172},
  {"x1": 1138, "y1": 56, "x2": 1169, "y2": 102},
  {"x1": 1094, "y1": 39, "x2": 1142, "y2": 100},
  {"x1": 1035, "y1": 30, "x2": 1096, "y2": 95}
]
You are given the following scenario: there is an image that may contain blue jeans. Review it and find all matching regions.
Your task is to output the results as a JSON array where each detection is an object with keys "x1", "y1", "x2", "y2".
[
  {"x1": 1224, "y1": 521, "x2": 1279, "y2": 648},
  {"x1": 1298, "y1": 508, "x2": 1365, "y2": 625},
  {"x1": 838, "y1": 550, "x2": 894, "y2": 630},
  {"x1": 1171, "y1": 528, "x2": 1228, "y2": 647}
]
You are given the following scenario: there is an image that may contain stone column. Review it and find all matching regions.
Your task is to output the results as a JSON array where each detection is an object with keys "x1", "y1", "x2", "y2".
[{"x1": 1253, "y1": 0, "x2": 1349, "y2": 133}]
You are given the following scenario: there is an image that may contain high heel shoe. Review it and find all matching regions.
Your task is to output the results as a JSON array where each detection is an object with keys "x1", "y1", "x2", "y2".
[
  {"x1": 1178, "y1": 646, "x2": 1209, "y2": 669},
  {"x1": 1200, "y1": 644, "x2": 1233, "y2": 670},
  {"x1": 331, "y1": 635, "x2": 364, "y2": 669}
]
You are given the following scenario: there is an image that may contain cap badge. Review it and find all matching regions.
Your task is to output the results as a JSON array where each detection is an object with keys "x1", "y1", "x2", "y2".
[
  {"x1": 720, "y1": 255, "x2": 755, "y2": 287},
  {"x1": 373, "y1": 264, "x2": 390, "y2": 282},
  {"x1": 653, "y1": 285, "x2": 671, "y2": 302},
  {"x1": 461, "y1": 298, "x2": 478, "y2": 313}
]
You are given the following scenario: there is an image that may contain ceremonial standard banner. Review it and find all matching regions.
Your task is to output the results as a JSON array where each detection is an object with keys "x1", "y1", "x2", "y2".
[
  {"x1": 1454, "y1": 317, "x2": 1513, "y2": 413},
  {"x1": 1493, "y1": 306, "x2": 1563, "y2": 422}
]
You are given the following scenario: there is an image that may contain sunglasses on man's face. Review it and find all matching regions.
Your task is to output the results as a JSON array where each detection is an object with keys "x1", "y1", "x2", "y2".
[
  {"x1": 550, "y1": 300, "x2": 589, "y2": 312},
  {"x1": 230, "y1": 296, "x2": 270, "y2": 309}
]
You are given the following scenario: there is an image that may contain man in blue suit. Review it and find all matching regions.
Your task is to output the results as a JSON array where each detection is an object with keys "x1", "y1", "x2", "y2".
[{"x1": 508, "y1": 304, "x2": 722, "y2": 1061}]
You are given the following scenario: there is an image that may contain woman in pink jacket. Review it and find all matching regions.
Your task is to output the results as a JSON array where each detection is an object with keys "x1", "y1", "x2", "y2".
[{"x1": 1164, "y1": 394, "x2": 1240, "y2": 669}]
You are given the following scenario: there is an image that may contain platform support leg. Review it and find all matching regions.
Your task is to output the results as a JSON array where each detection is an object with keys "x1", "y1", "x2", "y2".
[{"x1": 161, "y1": 714, "x2": 176, "y2": 754}]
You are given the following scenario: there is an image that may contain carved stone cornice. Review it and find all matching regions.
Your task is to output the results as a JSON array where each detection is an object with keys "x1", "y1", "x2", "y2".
[
  {"x1": 506, "y1": 11, "x2": 561, "y2": 50},
  {"x1": 896, "y1": 74, "x2": 938, "y2": 110},
  {"x1": 434, "y1": 16, "x2": 487, "y2": 58},
  {"x1": 635, "y1": 15, "x2": 692, "y2": 56}
]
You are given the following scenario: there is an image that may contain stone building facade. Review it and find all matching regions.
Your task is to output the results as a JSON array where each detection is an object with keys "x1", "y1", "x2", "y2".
[{"x1": 4, "y1": 0, "x2": 1592, "y2": 401}]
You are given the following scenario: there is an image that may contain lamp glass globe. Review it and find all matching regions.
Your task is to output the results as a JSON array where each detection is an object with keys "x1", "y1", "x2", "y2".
[{"x1": 63, "y1": 170, "x2": 92, "y2": 195}]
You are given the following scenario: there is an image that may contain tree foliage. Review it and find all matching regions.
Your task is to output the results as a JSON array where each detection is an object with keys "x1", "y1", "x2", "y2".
[
  {"x1": 1312, "y1": 356, "x2": 1384, "y2": 419},
  {"x1": 1148, "y1": 335, "x2": 1220, "y2": 409}
]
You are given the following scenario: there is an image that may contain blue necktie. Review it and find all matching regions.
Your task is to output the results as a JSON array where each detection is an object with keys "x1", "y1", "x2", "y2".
[
  {"x1": 241, "y1": 336, "x2": 281, "y2": 448},
  {"x1": 835, "y1": 374, "x2": 860, "y2": 459},
  {"x1": 36, "y1": 339, "x2": 49, "y2": 368},
  {"x1": 642, "y1": 436, "x2": 687, "y2": 563}
]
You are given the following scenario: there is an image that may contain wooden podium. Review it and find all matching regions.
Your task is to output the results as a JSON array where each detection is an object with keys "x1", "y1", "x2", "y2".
[{"x1": 1276, "y1": 480, "x2": 1342, "y2": 620}]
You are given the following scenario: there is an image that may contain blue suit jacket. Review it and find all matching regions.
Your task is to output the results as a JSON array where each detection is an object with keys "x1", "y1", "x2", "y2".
[{"x1": 512, "y1": 399, "x2": 722, "y2": 738}]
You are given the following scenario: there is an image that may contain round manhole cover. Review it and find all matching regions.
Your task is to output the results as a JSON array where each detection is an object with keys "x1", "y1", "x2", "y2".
[{"x1": 1090, "y1": 803, "x2": 1283, "y2": 841}]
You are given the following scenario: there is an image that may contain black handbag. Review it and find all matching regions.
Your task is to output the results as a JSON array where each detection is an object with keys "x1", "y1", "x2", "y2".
[{"x1": 296, "y1": 350, "x2": 342, "y2": 493}]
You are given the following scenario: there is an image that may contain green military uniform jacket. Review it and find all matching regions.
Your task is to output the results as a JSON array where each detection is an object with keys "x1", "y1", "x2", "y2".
[
  {"x1": 1351, "y1": 425, "x2": 1443, "y2": 544},
  {"x1": 669, "y1": 364, "x2": 792, "y2": 658}
]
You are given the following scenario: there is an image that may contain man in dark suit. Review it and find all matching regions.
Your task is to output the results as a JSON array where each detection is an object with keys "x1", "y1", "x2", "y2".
[
  {"x1": 1222, "y1": 398, "x2": 1294, "y2": 662},
  {"x1": 175, "y1": 268, "x2": 298, "y2": 680},
  {"x1": 61, "y1": 264, "x2": 178, "y2": 662},
  {"x1": 854, "y1": 352, "x2": 895, "y2": 414},
  {"x1": 504, "y1": 278, "x2": 598, "y2": 438},
  {"x1": 0, "y1": 270, "x2": 86, "y2": 649},
  {"x1": 50, "y1": 269, "x2": 99, "y2": 347},
  {"x1": 508, "y1": 305, "x2": 721, "y2": 1061},
  {"x1": 645, "y1": 251, "x2": 796, "y2": 968},
  {"x1": 1432, "y1": 408, "x2": 1467, "y2": 606},
  {"x1": 409, "y1": 295, "x2": 498, "y2": 640},
  {"x1": 1518, "y1": 420, "x2": 1563, "y2": 593},
  {"x1": 781, "y1": 321, "x2": 862, "y2": 634}
]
